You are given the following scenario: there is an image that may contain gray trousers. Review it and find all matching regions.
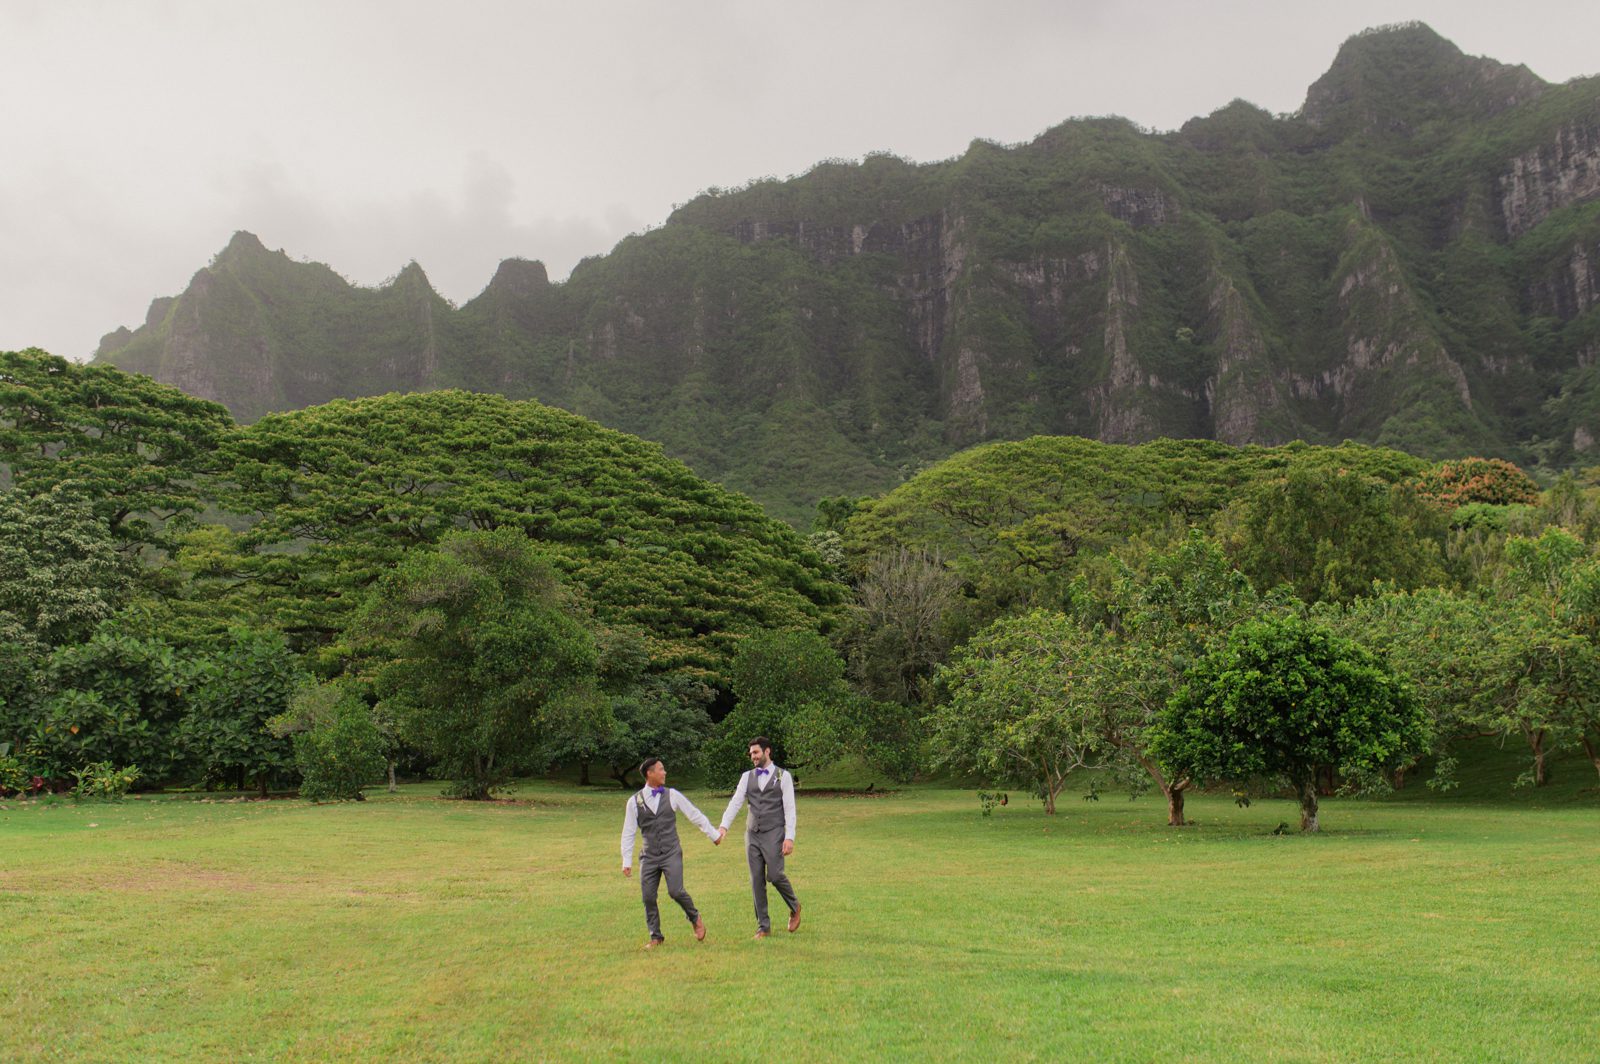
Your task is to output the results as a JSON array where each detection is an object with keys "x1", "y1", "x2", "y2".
[
  {"x1": 746, "y1": 828, "x2": 799, "y2": 932},
  {"x1": 640, "y1": 851, "x2": 699, "y2": 939}
]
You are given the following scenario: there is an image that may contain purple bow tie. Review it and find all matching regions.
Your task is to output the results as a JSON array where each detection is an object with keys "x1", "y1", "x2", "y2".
[
  {"x1": 651, "y1": 787, "x2": 665, "y2": 796},
  {"x1": 756, "y1": 768, "x2": 769, "y2": 777}
]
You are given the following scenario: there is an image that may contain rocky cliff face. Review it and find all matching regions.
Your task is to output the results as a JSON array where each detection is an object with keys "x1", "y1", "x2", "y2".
[
  {"x1": 1500, "y1": 122, "x2": 1600, "y2": 238},
  {"x1": 1530, "y1": 238, "x2": 1600, "y2": 320},
  {"x1": 94, "y1": 23, "x2": 1600, "y2": 521}
]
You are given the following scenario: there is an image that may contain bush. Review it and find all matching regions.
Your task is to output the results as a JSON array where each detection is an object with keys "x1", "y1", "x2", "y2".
[
  {"x1": 0, "y1": 750, "x2": 31, "y2": 796},
  {"x1": 70, "y1": 761, "x2": 141, "y2": 801},
  {"x1": 292, "y1": 693, "x2": 387, "y2": 802},
  {"x1": 42, "y1": 632, "x2": 189, "y2": 783},
  {"x1": 180, "y1": 628, "x2": 304, "y2": 795}
]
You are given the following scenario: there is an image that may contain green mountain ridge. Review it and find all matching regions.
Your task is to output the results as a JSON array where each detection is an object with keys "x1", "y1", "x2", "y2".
[{"x1": 94, "y1": 23, "x2": 1600, "y2": 524}]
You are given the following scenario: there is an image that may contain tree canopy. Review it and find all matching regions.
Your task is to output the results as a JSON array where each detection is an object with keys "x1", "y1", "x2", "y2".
[
  {"x1": 217, "y1": 390, "x2": 843, "y2": 677},
  {"x1": 1223, "y1": 466, "x2": 1448, "y2": 603},
  {"x1": 842, "y1": 436, "x2": 1434, "y2": 614},
  {"x1": 0, "y1": 348, "x2": 233, "y2": 548},
  {"x1": 930, "y1": 609, "x2": 1110, "y2": 814},
  {"x1": 1149, "y1": 615, "x2": 1428, "y2": 831}
]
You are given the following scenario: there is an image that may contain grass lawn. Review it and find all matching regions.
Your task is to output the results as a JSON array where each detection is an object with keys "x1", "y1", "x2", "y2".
[{"x1": 2, "y1": 771, "x2": 1597, "y2": 1063}]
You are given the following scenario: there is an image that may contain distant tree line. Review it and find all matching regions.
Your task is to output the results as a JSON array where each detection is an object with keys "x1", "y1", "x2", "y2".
[{"x1": 3, "y1": 347, "x2": 1597, "y2": 828}]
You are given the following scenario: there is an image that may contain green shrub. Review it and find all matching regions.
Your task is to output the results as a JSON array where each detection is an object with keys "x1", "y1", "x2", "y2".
[
  {"x1": 292, "y1": 694, "x2": 387, "y2": 802},
  {"x1": 0, "y1": 749, "x2": 31, "y2": 795},
  {"x1": 70, "y1": 761, "x2": 141, "y2": 801}
]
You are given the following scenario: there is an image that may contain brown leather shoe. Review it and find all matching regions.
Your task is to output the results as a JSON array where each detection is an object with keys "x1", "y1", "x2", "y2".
[
  {"x1": 694, "y1": 918, "x2": 706, "y2": 942},
  {"x1": 644, "y1": 937, "x2": 665, "y2": 950},
  {"x1": 787, "y1": 905, "x2": 802, "y2": 933},
  {"x1": 753, "y1": 930, "x2": 769, "y2": 940}
]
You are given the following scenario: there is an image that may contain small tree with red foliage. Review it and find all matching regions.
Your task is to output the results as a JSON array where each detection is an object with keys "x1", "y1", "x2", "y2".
[{"x1": 1416, "y1": 458, "x2": 1539, "y2": 508}]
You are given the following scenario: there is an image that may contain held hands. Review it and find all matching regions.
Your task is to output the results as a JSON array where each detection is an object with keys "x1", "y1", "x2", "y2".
[
  {"x1": 781, "y1": 839, "x2": 794, "y2": 857},
  {"x1": 622, "y1": 866, "x2": 632, "y2": 877},
  {"x1": 715, "y1": 827, "x2": 727, "y2": 846}
]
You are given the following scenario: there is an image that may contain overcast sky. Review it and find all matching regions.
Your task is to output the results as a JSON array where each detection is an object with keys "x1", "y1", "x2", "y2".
[{"x1": 4, "y1": 0, "x2": 1597, "y2": 361}]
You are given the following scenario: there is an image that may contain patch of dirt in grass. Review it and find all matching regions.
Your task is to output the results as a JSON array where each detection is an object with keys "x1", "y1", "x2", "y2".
[{"x1": 105, "y1": 866, "x2": 267, "y2": 893}]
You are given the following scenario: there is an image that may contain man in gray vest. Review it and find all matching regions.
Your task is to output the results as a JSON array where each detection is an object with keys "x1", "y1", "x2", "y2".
[
  {"x1": 717, "y1": 736, "x2": 801, "y2": 939},
  {"x1": 621, "y1": 756, "x2": 722, "y2": 948}
]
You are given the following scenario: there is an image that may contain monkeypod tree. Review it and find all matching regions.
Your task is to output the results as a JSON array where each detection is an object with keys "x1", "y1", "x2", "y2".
[
  {"x1": 0, "y1": 348, "x2": 233, "y2": 549},
  {"x1": 842, "y1": 437, "x2": 1429, "y2": 621},
  {"x1": 217, "y1": 390, "x2": 842, "y2": 676},
  {"x1": 1225, "y1": 466, "x2": 1448, "y2": 604},
  {"x1": 1149, "y1": 615, "x2": 1426, "y2": 832}
]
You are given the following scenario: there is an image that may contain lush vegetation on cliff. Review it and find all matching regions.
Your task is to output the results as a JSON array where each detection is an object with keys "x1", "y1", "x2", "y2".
[{"x1": 94, "y1": 24, "x2": 1600, "y2": 526}]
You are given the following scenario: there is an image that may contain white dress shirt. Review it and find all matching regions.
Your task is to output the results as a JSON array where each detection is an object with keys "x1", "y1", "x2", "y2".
[
  {"x1": 620, "y1": 786, "x2": 720, "y2": 867},
  {"x1": 719, "y1": 763, "x2": 796, "y2": 841}
]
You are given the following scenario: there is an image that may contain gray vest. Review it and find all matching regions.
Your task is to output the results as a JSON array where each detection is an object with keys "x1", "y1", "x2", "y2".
[
  {"x1": 745, "y1": 767, "x2": 787, "y2": 835},
  {"x1": 636, "y1": 789, "x2": 681, "y2": 859}
]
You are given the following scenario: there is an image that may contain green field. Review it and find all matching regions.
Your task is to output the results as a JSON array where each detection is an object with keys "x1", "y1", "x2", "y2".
[{"x1": 3, "y1": 772, "x2": 1597, "y2": 1063}]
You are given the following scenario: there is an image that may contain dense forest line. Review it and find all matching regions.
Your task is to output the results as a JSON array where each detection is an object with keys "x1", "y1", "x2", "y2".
[{"x1": 5, "y1": 348, "x2": 1599, "y2": 824}]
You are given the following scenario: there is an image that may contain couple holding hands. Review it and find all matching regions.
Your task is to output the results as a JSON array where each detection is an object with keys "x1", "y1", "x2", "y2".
[{"x1": 619, "y1": 737, "x2": 801, "y2": 948}]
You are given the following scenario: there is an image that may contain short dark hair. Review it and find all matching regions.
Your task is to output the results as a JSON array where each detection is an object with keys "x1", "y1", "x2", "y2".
[
  {"x1": 747, "y1": 737, "x2": 772, "y2": 752},
  {"x1": 639, "y1": 756, "x2": 663, "y2": 777}
]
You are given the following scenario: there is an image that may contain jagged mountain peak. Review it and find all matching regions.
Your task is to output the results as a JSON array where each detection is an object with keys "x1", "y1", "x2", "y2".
[
  {"x1": 1303, "y1": 22, "x2": 1546, "y2": 134},
  {"x1": 90, "y1": 26, "x2": 1600, "y2": 521},
  {"x1": 222, "y1": 229, "x2": 266, "y2": 254},
  {"x1": 1174, "y1": 98, "x2": 1280, "y2": 151},
  {"x1": 484, "y1": 257, "x2": 550, "y2": 296},
  {"x1": 210, "y1": 230, "x2": 280, "y2": 269},
  {"x1": 391, "y1": 260, "x2": 438, "y2": 293}
]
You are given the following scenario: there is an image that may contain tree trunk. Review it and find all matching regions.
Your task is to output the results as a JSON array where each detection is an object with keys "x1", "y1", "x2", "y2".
[
  {"x1": 578, "y1": 759, "x2": 591, "y2": 787},
  {"x1": 1298, "y1": 779, "x2": 1320, "y2": 833},
  {"x1": 1043, "y1": 781, "x2": 1058, "y2": 815},
  {"x1": 387, "y1": 760, "x2": 397, "y2": 793},
  {"x1": 1582, "y1": 733, "x2": 1600, "y2": 782},
  {"x1": 257, "y1": 772, "x2": 269, "y2": 799},
  {"x1": 1526, "y1": 728, "x2": 1548, "y2": 786},
  {"x1": 1393, "y1": 764, "x2": 1408, "y2": 790},
  {"x1": 1136, "y1": 755, "x2": 1188, "y2": 828},
  {"x1": 469, "y1": 754, "x2": 490, "y2": 799},
  {"x1": 1165, "y1": 785, "x2": 1186, "y2": 826}
]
